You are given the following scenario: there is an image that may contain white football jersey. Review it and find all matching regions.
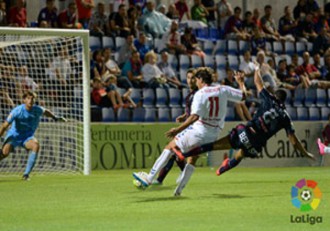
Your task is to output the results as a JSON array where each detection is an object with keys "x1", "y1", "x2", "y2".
[{"x1": 191, "y1": 85, "x2": 243, "y2": 132}]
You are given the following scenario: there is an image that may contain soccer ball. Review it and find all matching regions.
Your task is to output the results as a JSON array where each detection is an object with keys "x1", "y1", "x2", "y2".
[
  {"x1": 133, "y1": 179, "x2": 146, "y2": 190},
  {"x1": 300, "y1": 189, "x2": 312, "y2": 201}
]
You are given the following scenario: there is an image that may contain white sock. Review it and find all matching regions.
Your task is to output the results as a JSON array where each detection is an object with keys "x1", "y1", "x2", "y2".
[
  {"x1": 147, "y1": 149, "x2": 173, "y2": 183},
  {"x1": 324, "y1": 146, "x2": 330, "y2": 154},
  {"x1": 174, "y1": 163, "x2": 195, "y2": 196}
]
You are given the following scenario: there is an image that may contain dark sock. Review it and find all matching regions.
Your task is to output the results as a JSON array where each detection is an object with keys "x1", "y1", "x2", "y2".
[
  {"x1": 175, "y1": 158, "x2": 186, "y2": 171},
  {"x1": 183, "y1": 142, "x2": 214, "y2": 158},
  {"x1": 219, "y1": 158, "x2": 241, "y2": 174},
  {"x1": 157, "y1": 156, "x2": 176, "y2": 183}
]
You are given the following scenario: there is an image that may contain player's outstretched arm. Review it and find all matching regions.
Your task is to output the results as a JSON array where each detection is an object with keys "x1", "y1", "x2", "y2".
[
  {"x1": 165, "y1": 114, "x2": 199, "y2": 139},
  {"x1": 288, "y1": 133, "x2": 315, "y2": 160},
  {"x1": 234, "y1": 71, "x2": 247, "y2": 100},
  {"x1": 253, "y1": 65, "x2": 264, "y2": 93},
  {"x1": 0, "y1": 121, "x2": 10, "y2": 137},
  {"x1": 44, "y1": 109, "x2": 67, "y2": 122}
]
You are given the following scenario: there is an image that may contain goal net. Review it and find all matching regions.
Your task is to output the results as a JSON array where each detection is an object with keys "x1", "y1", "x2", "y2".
[{"x1": 0, "y1": 28, "x2": 90, "y2": 175}]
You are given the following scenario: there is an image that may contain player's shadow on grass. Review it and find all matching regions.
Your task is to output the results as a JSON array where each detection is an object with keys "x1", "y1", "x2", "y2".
[
  {"x1": 211, "y1": 193, "x2": 246, "y2": 199},
  {"x1": 135, "y1": 196, "x2": 189, "y2": 203}
]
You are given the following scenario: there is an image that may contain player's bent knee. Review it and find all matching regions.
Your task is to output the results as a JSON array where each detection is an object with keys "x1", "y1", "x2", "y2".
[{"x1": 187, "y1": 156, "x2": 198, "y2": 165}]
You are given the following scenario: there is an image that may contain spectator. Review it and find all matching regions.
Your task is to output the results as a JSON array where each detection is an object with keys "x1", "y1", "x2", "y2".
[
  {"x1": 175, "y1": 0, "x2": 190, "y2": 21},
  {"x1": 296, "y1": 12, "x2": 317, "y2": 42},
  {"x1": 19, "y1": 66, "x2": 39, "y2": 91},
  {"x1": 239, "y1": 50, "x2": 256, "y2": 88},
  {"x1": 313, "y1": 53, "x2": 322, "y2": 72},
  {"x1": 250, "y1": 26, "x2": 268, "y2": 56},
  {"x1": 222, "y1": 68, "x2": 252, "y2": 121},
  {"x1": 75, "y1": 0, "x2": 95, "y2": 27},
  {"x1": 166, "y1": 4, "x2": 179, "y2": 20},
  {"x1": 261, "y1": 5, "x2": 282, "y2": 41},
  {"x1": 158, "y1": 51, "x2": 184, "y2": 89},
  {"x1": 127, "y1": 6, "x2": 138, "y2": 37},
  {"x1": 181, "y1": 27, "x2": 205, "y2": 62},
  {"x1": 109, "y1": 0, "x2": 129, "y2": 14},
  {"x1": 313, "y1": 28, "x2": 330, "y2": 55},
  {"x1": 58, "y1": 2, "x2": 82, "y2": 29},
  {"x1": 202, "y1": 0, "x2": 216, "y2": 27},
  {"x1": 0, "y1": 0, "x2": 7, "y2": 26},
  {"x1": 141, "y1": 51, "x2": 169, "y2": 89},
  {"x1": 138, "y1": 1, "x2": 171, "y2": 38},
  {"x1": 102, "y1": 48, "x2": 133, "y2": 89},
  {"x1": 117, "y1": 34, "x2": 136, "y2": 66},
  {"x1": 321, "y1": 54, "x2": 330, "y2": 80},
  {"x1": 256, "y1": 51, "x2": 276, "y2": 93},
  {"x1": 7, "y1": 0, "x2": 26, "y2": 27},
  {"x1": 191, "y1": 0, "x2": 209, "y2": 25},
  {"x1": 314, "y1": 15, "x2": 330, "y2": 34},
  {"x1": 216, "y1": 0, "x2": 233, "y2": 30},
  {"x1": 291, "y1": 53, "x2": 300, "y2": 68},
  {"x1": 91, "y1": 77, "x2": 123, "y2": 110},
  {"x1": 134, "y1": 32, "x2": 152, "y2": 63},
  {"x1": 293, "y1": 0, "x2": 308, "y2": 20},
  {"x1": 110, "y1": 4, "x2": 130, "y2": 38},
  {"x1": 322, "y1": 114, "x2": 330, "y2": 145},
  {"x1": 278, "y1": 6, "x2": 297, "y2": 41},
  {"x1": 121, "y1": 50, "x2": 144, "y2": 88},
  {"x1": 91, "y1": 50, "x2": 106, "y2": 80},
  {"x1": 89, "y1": 2, "x2": 110, "y2": 37},
  {"x1": 282, "y1": 64, "x2": 302, "y2": 87},
  {"x1": 157, "y1": 4, "x2": 166, "y2": 15},
  {"x1": 159, "y1": 20, "x2": 186, "y2": 56},
  {"x1": 306, "y1": 0, "x2": 319, "y2": 13},
  {"x1": 252, "y1": 8, "x2": 262, "y2": 29},
  {"x1": 296, "y1": 52, "x2": 321, "y2": 81},
  {"x1": 38, "y1": 0, "x2": 58, "y2": 28},
  {"x1": 242, "y1": 11, "x2": 255, "y2": 39},
  {"x1": 224, "y1": 6, "x2": 248, "y2": 40},
  {"x1": 276, "y1": 59, "x2": 288, "y2": 82}
]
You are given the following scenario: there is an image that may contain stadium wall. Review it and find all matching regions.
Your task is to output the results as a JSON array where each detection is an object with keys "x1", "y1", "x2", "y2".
[{"x1": 90, "y1": 122, "x2": 329, "y2": 170}]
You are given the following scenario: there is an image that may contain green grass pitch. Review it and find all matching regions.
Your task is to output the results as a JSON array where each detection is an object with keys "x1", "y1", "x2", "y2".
[{"x1": 0, "y1": 167, "x2": 329, "y2": 231}]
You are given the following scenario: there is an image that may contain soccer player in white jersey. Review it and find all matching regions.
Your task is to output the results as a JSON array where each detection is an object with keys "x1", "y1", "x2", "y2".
[
  {"x1": 0, "y1": 91, "x2": 66, "y2": 180},
  {"x1": 133, "y1": 67, "x2": 247, "y2": 195}
]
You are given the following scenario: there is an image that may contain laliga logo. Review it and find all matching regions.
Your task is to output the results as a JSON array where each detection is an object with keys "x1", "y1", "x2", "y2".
[
  {"x1": 290, "y1": 179, "x2": 323, "y2": 225},
  {"x1": 291, "y1": 178, "x2": 322, "y2": 211}
]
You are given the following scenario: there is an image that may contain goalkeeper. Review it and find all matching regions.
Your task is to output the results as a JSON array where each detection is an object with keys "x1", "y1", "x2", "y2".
[{"x1": 0, "y1": 91, "x2": 66, "y2": 180}]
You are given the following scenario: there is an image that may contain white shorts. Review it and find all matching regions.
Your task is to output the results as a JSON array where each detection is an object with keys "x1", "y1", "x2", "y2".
[{"x1": 175, "y1": 125, "x2": 220, "y2": 153}]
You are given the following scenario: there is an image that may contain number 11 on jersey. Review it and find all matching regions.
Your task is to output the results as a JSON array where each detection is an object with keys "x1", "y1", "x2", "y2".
[{"x1": 209, "y1": 97, "x2": 219, "y2": 118}]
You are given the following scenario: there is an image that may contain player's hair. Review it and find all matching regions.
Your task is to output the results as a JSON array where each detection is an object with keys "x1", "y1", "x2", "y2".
[
  {"x1": 194, "y1": 67, "x2": 214, "y2": 85},
  {"x1": 23, "y1": 91, "x2": 37, "y2": 99},
  {"x1": 275, "y1": 89, "x2": 287, "y2": 103},
  {"x1": 186, "y1": 68, "x2": 195, "y2": 75}
]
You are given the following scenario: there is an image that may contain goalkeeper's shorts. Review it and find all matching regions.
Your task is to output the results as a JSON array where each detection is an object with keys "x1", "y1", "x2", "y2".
[{"x1": 3, "y1": 134, "x2": 35, "y2": 149}]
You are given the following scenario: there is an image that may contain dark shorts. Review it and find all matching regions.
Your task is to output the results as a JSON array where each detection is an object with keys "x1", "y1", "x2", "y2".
[{"x1": 229, "y1": 124, "x2": 262, "y2": 158}]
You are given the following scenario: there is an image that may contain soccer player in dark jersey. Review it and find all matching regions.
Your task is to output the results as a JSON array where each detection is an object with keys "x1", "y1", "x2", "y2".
[
  {"x1": 173, "y1": 65, "x2": 315, "y2": 175},
  {"x1": 153, "y1": 68, "x2": 197, "y2": 185}
]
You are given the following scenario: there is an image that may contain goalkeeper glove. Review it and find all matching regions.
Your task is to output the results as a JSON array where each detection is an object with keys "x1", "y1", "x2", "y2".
[{"x1": 54, "y1": 116, "x2": 67, "y2": 122}]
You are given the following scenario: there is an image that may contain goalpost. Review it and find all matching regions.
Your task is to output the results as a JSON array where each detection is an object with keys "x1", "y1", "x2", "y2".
[{"x1": 0, "y1": 28, "x2": 91, "y2": 175}]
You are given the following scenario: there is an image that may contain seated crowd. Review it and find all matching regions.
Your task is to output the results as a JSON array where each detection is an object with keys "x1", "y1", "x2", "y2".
[{"x1": 1, "y1": 0, "x2": 330, "y2": 122}]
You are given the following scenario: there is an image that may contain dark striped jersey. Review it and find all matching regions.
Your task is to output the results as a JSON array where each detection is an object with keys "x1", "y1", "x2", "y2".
[{"x1": 246, "y1": 88, "x2": 295, "y2": 147}]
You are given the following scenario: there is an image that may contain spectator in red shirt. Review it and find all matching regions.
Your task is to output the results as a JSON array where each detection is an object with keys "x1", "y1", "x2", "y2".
[
  {"x1": 58, "y1": 2, "x2": 82, "y2": 29},
  {"x1": 295, "y1": 52, "x2": 321, "y2": 80},
  {"x1": 7, "y1": 0, "x2": 26, "y2": 27},
  {"x1": 252, "y1": 8, "x2": 262, "y2": 29},
  {"x1": 75, "y1": 0, "x2": 95, "y2": 27},
  {"x1": 175, "y1": 0, "x2": 190, "y2": 21}
]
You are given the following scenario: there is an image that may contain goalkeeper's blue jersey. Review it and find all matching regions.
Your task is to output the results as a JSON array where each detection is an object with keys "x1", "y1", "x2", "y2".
[{"x1": 5, "y1": 104, "x2": 45, "y2": 139}]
